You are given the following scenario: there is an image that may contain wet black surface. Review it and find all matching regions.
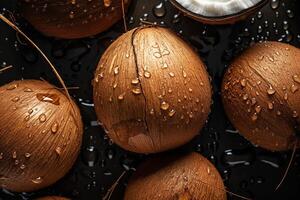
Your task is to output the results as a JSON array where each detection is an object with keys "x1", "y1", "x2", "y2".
[{"x1": 0, "y1": 0, "x2": 300, "y2": 199}]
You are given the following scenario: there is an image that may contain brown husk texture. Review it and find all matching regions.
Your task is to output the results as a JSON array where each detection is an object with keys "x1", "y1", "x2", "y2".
[
  {"x1": 93, "y1": 27, "x2": 212, "y2": 153},
  {"x1": 0, "y1": 80, "x2": 83, "y2": 192},
  {"x1": 222, "y1": 41, "x2": 300, "y2": 151},
  {"x1": 124, "y1": 152, "x2": 227, "y2": 200},
  {"x1": 19, "y1": 0, "x2": 130, "y2": 39}
]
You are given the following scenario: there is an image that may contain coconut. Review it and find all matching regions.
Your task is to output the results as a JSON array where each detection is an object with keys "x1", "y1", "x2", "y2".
[
  {"x1": 170, "y1": 0, "x2": 268, "y2": 24},
  {"x1": 93, "y1": 26, "x2": 212, "y2": 153},
  {"x1": 222, "y1": 41, "x2": 300, "y2": 151},
  {"x1": 18, "y1": 0, "x2": 131, "y2": 39},
  {"x1": 0, "y1": 80, "x2": 83, "y2": 192},
  {"x1": 124, "y1": 152, "x2": 226, "y2": 200}
]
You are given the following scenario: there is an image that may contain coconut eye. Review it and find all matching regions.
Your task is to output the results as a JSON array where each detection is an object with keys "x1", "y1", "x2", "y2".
[{"x1": 170, "y1": 0, "x2": 268, "y2": 24}]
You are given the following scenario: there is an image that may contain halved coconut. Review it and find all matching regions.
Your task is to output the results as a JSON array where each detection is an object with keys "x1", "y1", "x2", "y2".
[{"x1": 170, "y1": 0, "x2": 268, "y2": 24}]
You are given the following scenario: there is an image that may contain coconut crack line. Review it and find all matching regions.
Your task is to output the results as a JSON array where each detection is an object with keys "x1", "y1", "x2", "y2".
[{"x1": 130, "y1": 27, "x2": 156, "y2": 149}]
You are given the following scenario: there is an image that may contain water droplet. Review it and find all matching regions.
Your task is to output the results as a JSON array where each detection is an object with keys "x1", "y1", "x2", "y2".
[
  {"x1": 39, "y1": 114, "x2": 47, "y2": 123},
  {"x1": 12, "y1": 151, "x2": 17, "y2": 159},
  {"x1": 150, "y1": 108, "x2": 155, "y2": 115},
  {"x1": 132, "y1": 88, "x2": 142, "y2": 95},
  {"x1": 11, "y1": 97, "x2": 20, "y2": 102},
  {"x1": 131, "y1": 78, "x2": 139, "y2": 85},
  {"x1": 268, "y1": 102, "x2": 274, "y2": 110},
  {"x1": 286, "y1": 10, "x2": 294, "y2": 18},
  {"x1": 169, "y1": 72, "x2": 175, "y2": 77},
  {"x1": 31, "y1": 177, "x2": 43, "y2": 184},
  {"x1": 113, "y1": 82, "x2": 118, "y2": 89},
  {"x1": 161, "y1": 62, "x2": 168, "y2": 69},
  {"x1": 267, "y1": 86, "x2": 276, "y2": 95},
  {"x1": 251, "y1": 98, "x2": 257, "y2": 105},
  {"x1": 25, "y1": 153, "x2": 31, "y2": 158},
  {"x1": 282, "y1": 93, "x2": 287, "y2": 102},
  {"x1": 82, "y1": 146, "x2": 99, "y2": 167},
  {"x1": 293, "y1": 75, "x2": 300, "y2": 84},
  {"x1": 252, "y1": 113, "x2": 258, "y2": 121},
  {"x1": 255, "y1": 105, "x2": 262, "y2": 113},
  {"x1": 291, "y1": 84, "x2": 298, "y2": 93},
  {"x1": 69, "y1": 11, "x2": 75, "y2": 19},
  {"x1": 118, "y1": 93, "x2": 126, "y2": 101},
  {"x1": 144, "y1": 71, "x2": 151, "y2": 78},
  {"x1": 55, "y1": 147, "x2": 62, "y2": 155},
  {"x1": 24, "y1": 88, "x2": 33, "y2": 92},
  {"x1": 7, "y1": 84, "x2": 18, "y2": 90},
  {"x1": 293, "y1": 111, "x2": 298, "y2": 118},
  {"x1": 36, "y1": 93, "x2": 60, "y2": 105},
  {"x1": 222, "y1": 149, "x2": 255, "y2": 167},
  {"x1": 243, "y1": 94, "x2": 249, "y2": 100},
  {"x1": 160, "y1": 101, "x2": 170, "y2": 110},
  {"x1": 51, "y1": 123, "x2": 59, "y2": 133},
  {"x1": 271, "y1": 0, "x2": 279, "y2": 9},
  {"x1": 168, "y1": 109, "x2": 176, "y2": 117},
  {"x1": 240, "y1": 79, "x2": 247, "y2": 87},
  {"x1": 114, "y1": 66, "x2": 119, "y2": 75},
  {"x1": 153, "y1": 2, "x2": 166, "y2": 18},
  {"x1": 103, "y1": 0, "x2": 112, "y2": 7}
]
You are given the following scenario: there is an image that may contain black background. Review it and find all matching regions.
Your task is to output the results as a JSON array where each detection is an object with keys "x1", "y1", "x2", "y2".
[{"x1": 0, "y1": 0, "x2": 300, "y2": 199}]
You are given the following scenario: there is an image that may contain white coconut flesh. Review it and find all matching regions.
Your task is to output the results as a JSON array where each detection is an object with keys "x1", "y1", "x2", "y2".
[{"x1": 174, "y1": 0, "x2": 263, "y2": 17}]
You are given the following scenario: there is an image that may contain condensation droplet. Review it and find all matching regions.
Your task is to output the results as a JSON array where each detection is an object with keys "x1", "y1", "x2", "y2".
[
  {"x1": 291, "y1": 84, "x2": 298, "y2": 93},
  {"x1": 160, "y1": 101, "x2": 170, "y2": 110},
  {"x1": 293, "y1": 75, "x2": 300, "y2": 84},
  {"x1": 118, "y1": 93, "x2": 126, "y2": 101},
  {"x1": 240, "y1": 79, "x2": 247, "y2": 87},
  {"x1": 25, "y1": 153, "x2": 31, "y2": 158},
  {"x1": 267, "y1": 86, "x2": 276, "y2": 95},
  {"x1": 168, "y1": 109, "x2": 176, "y2": 117},
  {"x1": 51, "y1": 123, "x2": 59, "y2": 133},
  {"x1": 131, "y1": 78, "x2": 139, "y2": 85},
  {"x1": 7, "y1": 84, "x2": 18, "y2": 90},
  {"x1": 144, "y1": 71, "x2": 151, "y2": 78},
  {"x1": 31, "y1": 177, "x2": 43, "y2": 184},
  {"x1": 39, "y1": 114, "x2": 47, "y2": 123},
  {"x1": 132, "y1": 88, "x2": 142, "y2": 95},
  {"x1": 55, "y1": 147, "x2": 62, "y2": 156}
]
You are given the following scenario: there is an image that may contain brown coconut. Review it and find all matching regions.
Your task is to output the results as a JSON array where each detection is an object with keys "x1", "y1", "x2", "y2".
[
  {"x1": 19, "y1": 0, "x2": 131, "y2": 39},
  {"x1": 222, "y1": 41, "x2": 300, "y2": 151},
  {"x1": 93, "y1": 26, "x2": 212, "y2": 153},
  {"x1": 124, "y1": 152, "x2": 226, "y2": 200},
  {"x1": 0, "y1": 80, "x2": 83, "y2": 192}
]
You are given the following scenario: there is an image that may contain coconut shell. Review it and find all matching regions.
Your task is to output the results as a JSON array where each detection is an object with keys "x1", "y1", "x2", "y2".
[
  {"x1": 222, "y1": 41, "x2": 300, "y2": 151},
  {"x1": 35, "y1": 196, "x2": 70, "y2": 200},
  {"x1": 170, "y1": 0, "x2": 268, "y2": 25},
  {"x1": 0, "y1": 80, "x2": 83, "y2": 192},
  {"x1": 124, "y1": 152, "x2": 226, "y2": 200},
  {"x1": 93, "y1": 27, "x2": 212, "y2": 153},
  {"x1": 19, "y1": 0, "x2": 131, "y2": 39}
]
